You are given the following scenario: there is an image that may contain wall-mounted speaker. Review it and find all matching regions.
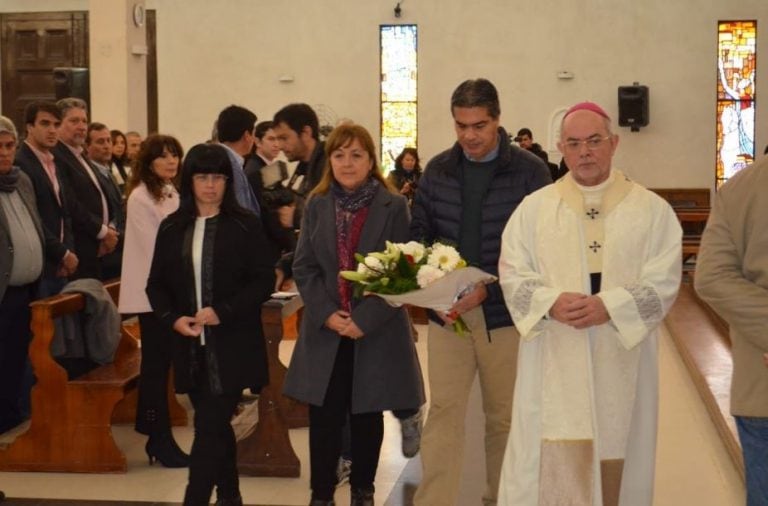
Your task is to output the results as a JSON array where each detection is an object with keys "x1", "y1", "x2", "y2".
[
  {"x1": 618, "y1": 84, "x2": 649, "y2": 131},
  {"x1": 53, "y1": 67, "x2": 90, "y2": 107}
]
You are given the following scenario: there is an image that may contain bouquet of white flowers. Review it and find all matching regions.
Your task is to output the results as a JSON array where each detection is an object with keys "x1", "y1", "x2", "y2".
[{"x1": 340, "y1": 241, "x2": 497, "y2": 335}]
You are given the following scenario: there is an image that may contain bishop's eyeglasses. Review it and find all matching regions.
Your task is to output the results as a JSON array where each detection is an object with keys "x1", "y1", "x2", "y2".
[{"x1": 562, "y1": 135, "x2": 612, "y2": 153}]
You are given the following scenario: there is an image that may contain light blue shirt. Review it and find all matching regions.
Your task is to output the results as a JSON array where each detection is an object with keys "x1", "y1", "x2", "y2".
[{"x1": 221, "y1": 143, "x2": 261, "y2": 216}]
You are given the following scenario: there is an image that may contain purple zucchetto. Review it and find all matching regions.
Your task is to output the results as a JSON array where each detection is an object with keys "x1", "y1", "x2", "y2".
[{"x1": 563, "y1": 102, "x2": 611, "y2": 121}]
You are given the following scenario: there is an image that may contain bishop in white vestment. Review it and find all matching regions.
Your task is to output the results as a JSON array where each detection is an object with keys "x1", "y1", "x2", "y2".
[{"x1": 497, "y1": 102, "x2": 682, "y2": 506}]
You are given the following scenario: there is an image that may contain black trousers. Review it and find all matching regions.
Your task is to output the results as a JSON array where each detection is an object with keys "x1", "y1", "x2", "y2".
[
  {"x1": 135, "y1": 312, "x2": 175, "y2": 435},
  {"x1": 183, "y1": 354, "x2": 241, "y2": 506},
  {"x1": 0, "y1": 285, "x2": 33, "y2": 433},
  {"x1": 310, "y1": 339, "x2": 384, "y2": 500}
]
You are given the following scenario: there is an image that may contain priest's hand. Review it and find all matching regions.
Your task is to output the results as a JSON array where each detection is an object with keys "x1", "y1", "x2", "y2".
[
  {"x1": 570, "y1": 295, "x2": 610, "y2": 329},
  {"x1": 550, "y1": 292, "x2": 610, "y2": 329},
  {"x1": 549, "y1": 292, "x2": 588, "y2": 324}
]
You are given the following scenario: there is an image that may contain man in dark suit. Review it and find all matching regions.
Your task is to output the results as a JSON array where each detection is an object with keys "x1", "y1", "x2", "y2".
[
  {"x1": 15, "y1": 101, "x2": 78, "y2": 296},
  {"x1": 52, "y1": 98, "x2": 118, "y2": 280},
  {"x1": 86, "y1": 122, "x2": 125, "y2": 280}
]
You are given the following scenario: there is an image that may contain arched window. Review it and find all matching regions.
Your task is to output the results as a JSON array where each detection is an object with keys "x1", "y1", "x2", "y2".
[
  {"x1": 717, "y1": 20, "x2": 756, "y2": 187},
  {"x1": 380, "y1": 25, "x2": 417, "y2": 174}
]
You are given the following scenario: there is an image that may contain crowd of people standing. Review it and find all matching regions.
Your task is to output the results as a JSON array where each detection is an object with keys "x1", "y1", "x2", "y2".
[{"x1": 9, "y1": 76, "x2": 768, "y2": 506}]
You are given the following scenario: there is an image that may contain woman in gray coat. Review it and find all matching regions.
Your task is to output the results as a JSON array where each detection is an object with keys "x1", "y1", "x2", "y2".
[{"x1": 284, "y1": 124, "x2": 424, "y2": 506}]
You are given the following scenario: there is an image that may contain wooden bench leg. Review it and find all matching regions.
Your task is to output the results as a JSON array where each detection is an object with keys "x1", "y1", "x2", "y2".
[
  {"x1": 235, "y1": 302, "x2": 303, "y2": 477},
  {"x1": 236, "y1": 385, "x2": 300, "y2": 477}
]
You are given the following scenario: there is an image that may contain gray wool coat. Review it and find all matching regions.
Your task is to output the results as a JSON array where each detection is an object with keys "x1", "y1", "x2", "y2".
[{"x1": 283, "y1": 184, "x2": 425, "y2": 414}]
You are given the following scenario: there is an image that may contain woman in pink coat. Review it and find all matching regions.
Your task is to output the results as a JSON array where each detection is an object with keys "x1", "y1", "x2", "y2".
[{"x1": 118, "y1": 134, "x2": 187, "y2": 467}]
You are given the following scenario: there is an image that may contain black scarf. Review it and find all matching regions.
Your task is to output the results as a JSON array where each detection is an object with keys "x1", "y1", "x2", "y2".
[{"x1": 0, "y1": 167, "x2": 20, "y2": 193}]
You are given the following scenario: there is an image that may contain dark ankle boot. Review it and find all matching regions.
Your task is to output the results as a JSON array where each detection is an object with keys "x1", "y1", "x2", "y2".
[
  {"x1": 215, "y1": 495, "x2": 243, "y2": 506},
  {"x1": 183, "y1": 484, "x2": 212, "y2": 506},
  {"x1": 350, "y1": 487, "x2": 374, "y2": 506},
  {"x1": 146, "y1": 430, "x2": 189, "y2": 468},
  {"x1": 309, "y1": 500, "x2": 335, "y2": 506}
]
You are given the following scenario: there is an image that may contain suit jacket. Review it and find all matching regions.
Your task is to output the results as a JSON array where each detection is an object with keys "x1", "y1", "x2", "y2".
[
  {"x1": 695, "y1": 156, "x2": 768, "y2": 417},
  {"x1": 15, "y1": 142, "x2": 72, "y2": 275},
  {"x1": 52, "y1": 142, "x2": 114, "y2": 279},
  {"x1": 0, "y1": 170, "x2": 46, "y2": 300},
  {"x1": 146, "y1": 210, "x2": 275, "y2": 394},
  {"x1": 284, "y1": 184, "x2": 425, "y2": 414}
]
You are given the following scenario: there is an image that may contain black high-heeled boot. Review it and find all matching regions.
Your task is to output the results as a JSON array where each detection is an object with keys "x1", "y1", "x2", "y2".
[
  {"x1": 350, "y1": 487, "x2": 374, "y2": 506},
  {"x1": 146, "y1": 430, "x2": 189, "y2": 468}
]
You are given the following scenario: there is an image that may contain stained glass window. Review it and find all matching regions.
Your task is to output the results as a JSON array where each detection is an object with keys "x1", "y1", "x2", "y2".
[
  {"x1": 716, "y1": 20, "x2": 756, "y2": 187},
  {"x1": 380, "y1": 25, "x2": 417, "y2": 173}
]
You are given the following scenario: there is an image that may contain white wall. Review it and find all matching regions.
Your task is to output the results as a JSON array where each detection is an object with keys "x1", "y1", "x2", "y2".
[{"x1": 2, "y1": 0, "x2": 766, "y2": 190}]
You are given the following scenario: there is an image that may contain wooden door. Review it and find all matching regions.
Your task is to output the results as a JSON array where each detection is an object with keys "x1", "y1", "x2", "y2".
[{"x1": 1, "y1": 12, "x2": 88, "y2": 130}]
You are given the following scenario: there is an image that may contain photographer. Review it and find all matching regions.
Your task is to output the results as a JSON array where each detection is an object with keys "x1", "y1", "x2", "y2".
[{"x1": 244, "y1": 121, "x2": 297, "y2": 289}]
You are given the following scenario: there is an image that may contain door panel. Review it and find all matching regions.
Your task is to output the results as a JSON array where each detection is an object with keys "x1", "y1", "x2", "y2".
[{"x1": 1, "y1": 12, "x2": 88, "y2": 129}]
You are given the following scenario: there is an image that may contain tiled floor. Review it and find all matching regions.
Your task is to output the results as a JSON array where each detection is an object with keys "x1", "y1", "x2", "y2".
[{"x1": 0, "y1": 324, "x2": 745, "y2": 505}]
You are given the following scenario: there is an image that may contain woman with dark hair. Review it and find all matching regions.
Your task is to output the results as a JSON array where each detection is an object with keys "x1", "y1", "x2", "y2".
[
  {"x1": 147, "y1": 143, "x2": 274, "y2": 506},
  {"x1": 284, "y1": 124, "x2": 424, "y2": 506},
  {"x1": 386, "y1": 147, "x2": 422, "y2": 204},
  {"x1": 110, "y1": 129, "x2": 130, "y2": 187},
  {"x1": 118, "y1": 134, "x2": 187, "y2": 467}
]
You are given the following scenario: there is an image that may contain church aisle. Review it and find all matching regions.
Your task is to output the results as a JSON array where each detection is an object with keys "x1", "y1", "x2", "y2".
[{"x1": 0, "y1": 324, "x2": 745, "y2": 505}]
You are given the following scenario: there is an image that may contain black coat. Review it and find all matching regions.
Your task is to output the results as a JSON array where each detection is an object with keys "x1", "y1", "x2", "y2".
[
  {"x1": 410, "y1": 128, "x2": 552, "y2": 331},
  {"x1": 146, "y1": 210, "x2": 275, "y2": 395},
  {"x1": 15, "y1": 142, "x2": 73, "y2": 275},
  {"x1": 52, "y1": 142, "x2": 115, "y2": 279}
]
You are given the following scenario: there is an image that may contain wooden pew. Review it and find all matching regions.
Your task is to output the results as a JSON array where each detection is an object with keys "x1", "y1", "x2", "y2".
[
  {"x1": 650, "y1": 188, "x2": 710, "y2": 209},
  {"x1": 651, "y1": 189, "x2": 711, "y2": 271},
  {"x1": 237, "y1": 295, "x2": 308, "y2": 477},
  {"x1": 0, "y1": 281, "x2": 137, "y2": 472},
  {"x1": 0, "y1": 280, "x2": 186, "y2": 473},
  {"x1": 665, "y1": 283, "x2": 744, "y2": 480}
]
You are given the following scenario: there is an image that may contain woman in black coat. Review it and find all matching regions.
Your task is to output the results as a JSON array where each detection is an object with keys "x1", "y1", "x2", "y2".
[{"x1": 146, "y1": 143, "x2": 275, "y2": 506}]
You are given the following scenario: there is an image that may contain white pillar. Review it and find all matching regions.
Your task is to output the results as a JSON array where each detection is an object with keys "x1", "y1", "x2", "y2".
[{"x1": 88, "y1": 0, "x2": 147, "y2": 135}]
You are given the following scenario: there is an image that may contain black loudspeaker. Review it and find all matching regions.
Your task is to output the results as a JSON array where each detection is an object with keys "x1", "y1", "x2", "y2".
[
  {"x1": 53, "y1": 67, "x2": 90, "y2": 106},
  {"x1": 618, "y1": 85, "x2": 649, "y2": 131}
]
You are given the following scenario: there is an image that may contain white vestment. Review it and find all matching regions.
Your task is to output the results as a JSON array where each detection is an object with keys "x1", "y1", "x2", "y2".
[{"x1": 497, "y1": 171, "x2": 682, "y2": 506}]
